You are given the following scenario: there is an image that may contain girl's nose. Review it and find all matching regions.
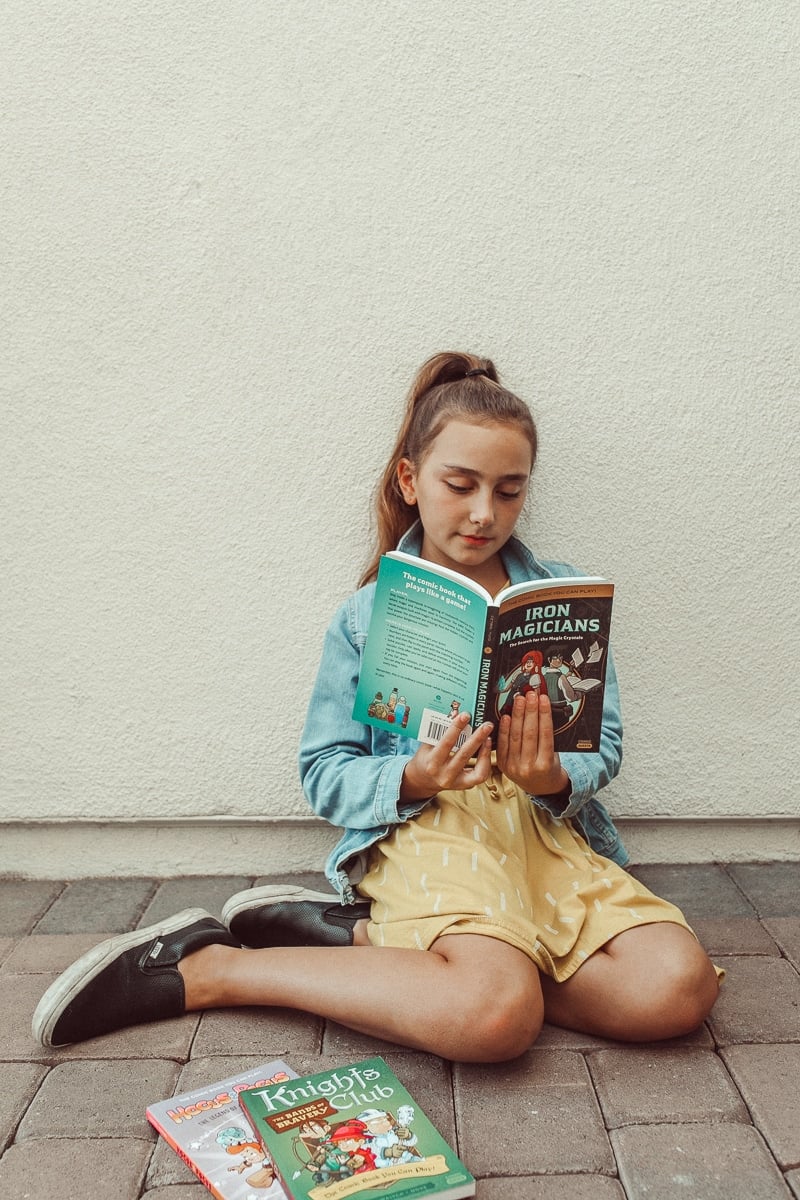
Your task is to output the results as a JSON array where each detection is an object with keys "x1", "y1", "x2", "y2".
[{"x1": 470, "y1": 495, "x2": 494, "y2": 526}]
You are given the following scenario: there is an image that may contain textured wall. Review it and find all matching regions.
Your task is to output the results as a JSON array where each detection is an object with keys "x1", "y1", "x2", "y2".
[{"x1": 4, "y1": 2, "x2": 799, "y2": 872}]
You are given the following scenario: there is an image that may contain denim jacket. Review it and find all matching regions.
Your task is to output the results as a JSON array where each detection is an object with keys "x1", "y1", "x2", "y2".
[{"x1": 298, "y1": 522, "x2": 627, "y2": 902}]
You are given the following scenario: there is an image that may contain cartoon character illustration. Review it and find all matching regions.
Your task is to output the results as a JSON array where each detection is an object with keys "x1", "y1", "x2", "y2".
[
  {"x1": 394, "y1": 695, "x2": 407, "y2": 725},
  {"x1": 541, "y1": 646, "x2": 579, "y2": 726},
  {"x1": 367, "y1": 691, "x2": 389, "y2": 719},
  {"x1": 356, "y1": 1106, "x2": 421, "y2": 1167},
  {"x1": 216, "y1": 1126, "x2": 276, "y2": 1189},
  {"x1": 293, "y1": 1118, "x2": 353, "y2": 1185},
  {"x1": 328, "y1": 1118, "x2": 378, "y2": 1173},
  {"x1": 496, "y1": 650, "x2": 543, "y2": 718},
  {"x1": 448, "y1": 700, "x2": 461, "y2": 719}
]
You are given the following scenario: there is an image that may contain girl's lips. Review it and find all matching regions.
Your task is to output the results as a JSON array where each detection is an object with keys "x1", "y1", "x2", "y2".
[{"x1": 461, "y1": 534, "x2": 491, "y2": 545}]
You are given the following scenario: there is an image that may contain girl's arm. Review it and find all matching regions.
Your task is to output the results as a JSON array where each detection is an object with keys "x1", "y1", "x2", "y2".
[
  {"x1": 299, "y1": 603, "x2": 413, "y2": 831},
  {"x1": 299, "y1": 600, "x2": 494, "y2": 829}
]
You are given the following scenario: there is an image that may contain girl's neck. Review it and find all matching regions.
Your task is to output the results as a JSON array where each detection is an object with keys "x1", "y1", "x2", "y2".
[{"x1": 458, "y1": 555, "x2": 510, "y2": 597}]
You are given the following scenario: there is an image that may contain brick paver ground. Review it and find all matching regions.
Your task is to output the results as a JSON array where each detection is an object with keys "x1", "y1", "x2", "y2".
[{"x1": 1, "y1": 861, "x2": 798, "y2": 1199}]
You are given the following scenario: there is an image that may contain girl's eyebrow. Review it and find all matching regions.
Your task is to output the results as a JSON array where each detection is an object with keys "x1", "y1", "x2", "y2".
[{"x1": 441, "y1": 463, "x2": 530, "y2": 482}]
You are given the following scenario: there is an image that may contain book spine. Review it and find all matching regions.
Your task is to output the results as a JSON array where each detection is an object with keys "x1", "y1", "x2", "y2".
[
  {"x1": 147, "y1": 1121, "x2": 224, "y2": 1200},
  {"x1": 472, "y1": 607, "x2": 497, "y2": 729}
]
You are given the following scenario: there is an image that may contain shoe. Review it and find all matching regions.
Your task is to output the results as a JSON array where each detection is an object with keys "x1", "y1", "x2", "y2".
[
  {"x1": 31, "y1": 907, "x2": 240, "y2": 1047},
  {"x1": 221, "y1": 885, "x2": 371, "y2": 948}
]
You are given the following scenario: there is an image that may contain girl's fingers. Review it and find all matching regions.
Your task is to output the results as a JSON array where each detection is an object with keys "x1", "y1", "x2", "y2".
[
  {"x1": 495, "y1": 714, "x2": 510, "y2": 763},
  {"x1": 536, "y1": 692, "x2": 555, "y2": 756}
]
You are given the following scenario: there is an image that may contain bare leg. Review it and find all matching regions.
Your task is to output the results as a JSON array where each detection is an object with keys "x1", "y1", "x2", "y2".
[
  {"x1": 540, "y1": 923, "x2": 720, "y2": 1041},
  {"x1": 179, "y1": 933, "x2": 544, "y2": 1063}
]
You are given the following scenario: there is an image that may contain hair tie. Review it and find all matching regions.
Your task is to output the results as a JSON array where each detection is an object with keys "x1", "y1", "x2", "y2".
[{"x1": 465, "y1": 367, "x2": 492, "y2": 379}]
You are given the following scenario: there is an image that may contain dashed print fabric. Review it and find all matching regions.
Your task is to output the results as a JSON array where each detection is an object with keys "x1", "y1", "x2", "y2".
[{"x1": 357, "y1": 767, "x2": 692, "y2": 982}]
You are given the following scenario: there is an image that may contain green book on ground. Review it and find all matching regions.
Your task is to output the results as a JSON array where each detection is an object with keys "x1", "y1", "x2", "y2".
[{"x1": 238, "y1": 1055, "x2": 475, "y2": 1200}]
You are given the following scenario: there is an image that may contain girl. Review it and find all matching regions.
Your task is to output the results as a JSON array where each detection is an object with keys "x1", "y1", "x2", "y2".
[{"x1": 33, "y1": 351, "x2": 720, "y2": 1062}]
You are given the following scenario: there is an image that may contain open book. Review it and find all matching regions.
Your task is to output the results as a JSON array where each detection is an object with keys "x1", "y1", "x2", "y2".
[{"x1": 352, "y1": 551, "x2": 614, "y2": 754}]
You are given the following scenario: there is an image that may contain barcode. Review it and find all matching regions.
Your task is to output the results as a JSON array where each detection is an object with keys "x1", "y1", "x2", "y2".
[{"x1": 419, "y1": 708, "x2": 470, "y2": 749}]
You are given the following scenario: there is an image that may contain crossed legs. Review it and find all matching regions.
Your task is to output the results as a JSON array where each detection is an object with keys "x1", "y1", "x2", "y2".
[{"x1": 179, "y1": 921, "x2": 719, "y2": 1063}]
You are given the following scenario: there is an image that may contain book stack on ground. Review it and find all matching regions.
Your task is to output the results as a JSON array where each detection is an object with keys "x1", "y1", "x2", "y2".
[{"x1": 148, "y1": 1054, "x2": 475, "y2": 1200}]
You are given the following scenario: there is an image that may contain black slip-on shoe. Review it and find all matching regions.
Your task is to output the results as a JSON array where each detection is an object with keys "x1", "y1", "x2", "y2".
[
  {"x1": 31, "y1": 907, "x2": 240, "y2": 1047},
  {"x1": 220, "y1": 885, "x2": 371, "y2": 948}
]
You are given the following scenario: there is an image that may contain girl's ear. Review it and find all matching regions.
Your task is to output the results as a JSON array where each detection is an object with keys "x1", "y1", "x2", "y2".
[{"x1": 396, "y1": 458, "x2": 417, "y2": 505}]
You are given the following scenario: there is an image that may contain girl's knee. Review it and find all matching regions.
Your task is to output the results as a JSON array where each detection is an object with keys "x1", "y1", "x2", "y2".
[
  {"x1": 659, "y1": 948, "x2": 720, "y2": 1030},
  {"x1": 456, "y1": 963, "x2": 544, "y2": 1061}
]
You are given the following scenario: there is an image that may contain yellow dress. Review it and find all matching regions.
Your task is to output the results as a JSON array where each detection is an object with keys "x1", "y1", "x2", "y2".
[{"x1": 357, "y1": 764, "x2": 696, "y2": 983}]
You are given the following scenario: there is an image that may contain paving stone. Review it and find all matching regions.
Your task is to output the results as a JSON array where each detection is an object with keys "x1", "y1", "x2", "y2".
[
  {"x1": 692, "y1": 916, "x2": 782, "y2": 957},
  {"x1": 140, "y1": 876, "x2": 252, "y2": 924},
  {"x1": 378, "y1": 1052, "x2": 456, "y2": 1143},
  {"x1": 455, "y1": 1050, "x2": 614, "y2": 1176},
  {"x1": 764, "y1": 918, "x2": 800, "y2": 970},
  {"x1": 192, "y1": 1005, "x2": 323, "y2": 1055},
  {"x1": 4, "y1": 867, "x2": 799, "y2": 1200},
  {"x1": 726, "y1": 863, "x2": 800, "y2": 917},
  {"x1": 3, "y1": 931, "x2": 119, "y2": 974},
  {"x1": 708, "y1": 956, "x2": 800, "y2": 1044},
  {"x1": 475, "y1": 1177, "x2": 625, "y2": 1199},
  {"x1": 0, "y1": 880, "x2": 64, "y2": 935},
  {"x1": 1, "y1": 968, "x2": 201, "y2": 1063},
  {"x1": 0, "y1": 1137, "x2": 152, "y2": 1200},
  {"x1": 16, "y1": 1058, "x2": 179, "y2": 1139},
  {"x1": 534, "y1": 1021, "x2": 714, "y2": 1050},
  {"x1": 722, "y1": 1044, "x2": 800, "y2": 1168},
  {"x1": 142, "y1": 1186, "x2": 208, "y2": 1198},
  {"x1": 628, "y1": 863, "x2": 756, "y2": 918},
  {"x1": 323, "y1": 1019, "x2": 416, "y2": 1056},
  {"x1": 588, "y1": 1046, "x2": 749, "y2": 1127},
  {"x1": 34, "y1": 877, "x2": 157, "y2": 933},
  {"x1": 612, "y1": 1122, "x2": 792, "y2": 1199},
  {"x1": 0, "y1": 1062, "x2": 47, "y2": 1153},
  {"x1": 0, "y1": 972, "x2": 68, "y2": 1062},
  {"x1": 147, "y1": 1126, "x2": 205, "y2": 1189}
]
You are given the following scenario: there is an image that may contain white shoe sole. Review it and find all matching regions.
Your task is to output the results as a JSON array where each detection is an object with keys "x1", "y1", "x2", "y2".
[
  {"x1": 220, "y1": 885, "x2": 340, "y2": 927},
  {"x1": 31, "y1": 906, "x2": 214, "y2": 1047}
]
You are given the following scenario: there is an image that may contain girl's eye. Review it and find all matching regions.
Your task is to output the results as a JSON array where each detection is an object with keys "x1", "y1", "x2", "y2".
[
  {"x1": 499, "y1": 491, "x2": 522, "y2": 501},
  {"x1": 445, "y1": 482, "x2": 471, "y2": 494}
]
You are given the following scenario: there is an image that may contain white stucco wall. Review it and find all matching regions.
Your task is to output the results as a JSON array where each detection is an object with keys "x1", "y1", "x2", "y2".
[{"x1": 4, "y1": 2, "x2": 799, "y2": 876}]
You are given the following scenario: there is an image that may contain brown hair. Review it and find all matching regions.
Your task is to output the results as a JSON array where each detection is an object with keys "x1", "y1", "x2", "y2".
[{"x1": 359, "y1": 351, "x2": 538, "y2": 586}]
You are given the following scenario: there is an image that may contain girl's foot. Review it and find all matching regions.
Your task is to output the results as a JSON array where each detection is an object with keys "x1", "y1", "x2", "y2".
[
  {"x1": 221, "y1": 885, "x2": 370, "y2": 948},
  {"x1": 31, "y1": 909, "x2": 240, "y2": 1047}
]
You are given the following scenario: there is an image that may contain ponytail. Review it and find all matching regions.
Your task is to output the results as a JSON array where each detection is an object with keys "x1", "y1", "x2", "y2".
[{"x1": 359, "y1": 352, "x2": 538, "y2": 586}]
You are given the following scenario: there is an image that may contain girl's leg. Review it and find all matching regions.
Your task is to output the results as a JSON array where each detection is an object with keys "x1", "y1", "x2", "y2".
[
  {"x1": 539, "y1": 923, "x2": 720, "y2": 1041},
  {"x1": 180, "y1": 933, "x2": 544, "y2": 1063}
]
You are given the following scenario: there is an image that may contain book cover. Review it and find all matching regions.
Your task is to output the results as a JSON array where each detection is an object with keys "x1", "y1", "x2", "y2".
[
  {"x1": 237, "y1": 1055, "x2": 475, "y2": 1200},
  {"x1": 352, "y1": 551, "x2": 613, "y2": 754},
  {"x1": 146, "y1": 1058, "x2": 298, "y2": 1199}
]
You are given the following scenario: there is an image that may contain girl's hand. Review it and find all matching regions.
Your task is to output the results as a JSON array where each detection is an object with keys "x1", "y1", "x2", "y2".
[
  {"x1": 401, "y1": 712, "x2": 493, "y2": 801},
  {"x1": 495, "y1": 691, "x2": 570, "y2": 797}
]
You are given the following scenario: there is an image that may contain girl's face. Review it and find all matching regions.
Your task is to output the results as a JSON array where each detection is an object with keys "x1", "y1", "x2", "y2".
[{"x1": 397, "y1": 418, "x2": 531, "y2": 584}]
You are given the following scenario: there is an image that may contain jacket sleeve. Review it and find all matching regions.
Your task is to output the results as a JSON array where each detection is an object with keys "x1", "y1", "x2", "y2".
[
  {"x1": 531, "y1": 646, "x2": 623, "y2": 819},
  {"x1": 298, "y1": 598, "x2": 421, "y2": 831}
]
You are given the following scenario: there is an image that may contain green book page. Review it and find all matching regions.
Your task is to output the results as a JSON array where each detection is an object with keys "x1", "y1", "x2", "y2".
[{"x1": 352, "y1": 556, "x2": 489, "y2": 743}]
